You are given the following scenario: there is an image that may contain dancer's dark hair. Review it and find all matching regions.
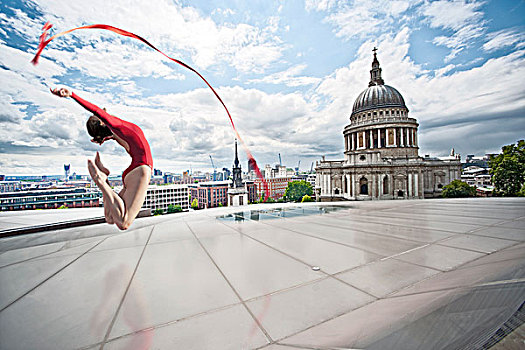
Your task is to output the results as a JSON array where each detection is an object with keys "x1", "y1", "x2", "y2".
[{"x1": 86, "y1": 113, "x2": 112, "y2": 144}]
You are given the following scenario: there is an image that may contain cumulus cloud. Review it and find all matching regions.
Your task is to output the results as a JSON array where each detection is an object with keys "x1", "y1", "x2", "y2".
[{"x1": 20, "y1": 0, "x2": 285, "y2": 74}]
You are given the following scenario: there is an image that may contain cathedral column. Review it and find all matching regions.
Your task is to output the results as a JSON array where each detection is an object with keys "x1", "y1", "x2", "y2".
[
  {"x1": 369, "y1": 130, "x2": 374, "y2": 149},
  {"x1": 368, "y1": 174, "x2": 375, "y2": 198},
  {"x1": 414, "y1": 173, "x2": 419, "y2": 197},
  {"x1": 377, "y1": 129, "x2": 381, "y2": 148},
  {"x1": 393, "y1": 128, "x2": 397, "y2": 146},
  {"x1": 414, "y1": 131, "x2": 418, "y2": 147},
  {"x1": 349, "y1": 174, "x2": 353, "y2": 196},
  {"x1": 408, "y1": 173, "x2": 412, "y2": 197},
  {"x1": 351, "y1": 174, "x2": 356, "y2": 198},
  {"x1": 400, "y1": 128, "x2": 404, "y2": 147},
  {"x1": 351, "y1": 133, "x2": 355, "y2": 150},
  {"x1": 378, "y1": 174, "x2": 383, "y2": 197}
]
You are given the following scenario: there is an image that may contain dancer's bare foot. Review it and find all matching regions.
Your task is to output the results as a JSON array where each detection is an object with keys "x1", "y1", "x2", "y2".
[
  {"x1": 95, "y1": 152, "x2": 110, "y2": 176},
  {"x1": 88, "y1": 159, "x2": 108, "y2": 186}
]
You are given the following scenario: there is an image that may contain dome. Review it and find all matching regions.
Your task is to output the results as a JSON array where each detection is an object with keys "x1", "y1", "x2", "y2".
[{"x1": 352, "y1": 84, "x2": 407, "y2": 115}]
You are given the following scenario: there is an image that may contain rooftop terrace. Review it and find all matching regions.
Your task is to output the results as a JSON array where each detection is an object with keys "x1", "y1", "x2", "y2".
[{"x1": 0, "y1": 198, "x2": 524, "y2": 349}]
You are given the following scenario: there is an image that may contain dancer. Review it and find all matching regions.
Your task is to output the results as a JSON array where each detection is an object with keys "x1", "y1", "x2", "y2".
[{"x1": 51, "y1": 87, "x2": 152, "y2": 230}]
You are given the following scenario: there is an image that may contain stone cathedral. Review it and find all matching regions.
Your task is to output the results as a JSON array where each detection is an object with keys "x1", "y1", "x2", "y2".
[{"x1": 316, "y1": 49, "x2": 461, "y2": 201}]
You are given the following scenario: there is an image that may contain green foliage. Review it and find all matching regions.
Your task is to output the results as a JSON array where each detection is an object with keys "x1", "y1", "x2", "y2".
[
  {"x1": 261, "y1": 197, "x2": 276, "y2": 203},
  {"x1": 301, "y1": 194, "x2": 314, "y2": 202},
  {"x1": 153, "y1": 208, "x2": 164, "y2": 216},
  {"x1": 57, "y1": 204, "x2": 68, "y2": 209},
  {"x1": 442, "y1": 180, "x2": 477, "y2": 198},
  {"x1": 489, "y1": 140, "x2": 525, "y2": 196},
  {"x1": 519, "y1": 183, "x2": 525, "y2": 197},
  {"x1": 218, "y1": 203, "x2": 223, "y2": 207},
  {"x1": 167, "y1": 204, "x2": 182, "y2": 213},
  {"x1": 285, "y1": 180, "x2": 313, "y2": 202},
  {"x1": 191, "y1": 198, "x2": 199, "y2": 209}
]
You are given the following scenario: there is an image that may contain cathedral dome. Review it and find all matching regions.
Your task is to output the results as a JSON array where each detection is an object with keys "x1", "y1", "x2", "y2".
[{"x1": 352, "y1": 84, "x2": 407, "y2": 114}]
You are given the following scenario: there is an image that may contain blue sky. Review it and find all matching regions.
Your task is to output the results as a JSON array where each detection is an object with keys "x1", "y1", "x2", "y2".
[{"x1": 0, "y1": 0, "x2": 524, "y2": 175}]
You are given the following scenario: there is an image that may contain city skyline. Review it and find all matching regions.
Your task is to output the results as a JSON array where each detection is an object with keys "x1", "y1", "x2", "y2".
[{"x1": 1, "y1": 0, "x2": 524, "y2": 176}]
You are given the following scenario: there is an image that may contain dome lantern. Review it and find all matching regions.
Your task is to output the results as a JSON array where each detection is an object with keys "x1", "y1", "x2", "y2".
[{"x1": 369, "y1": 47, "x2": 384, "y2": 87}]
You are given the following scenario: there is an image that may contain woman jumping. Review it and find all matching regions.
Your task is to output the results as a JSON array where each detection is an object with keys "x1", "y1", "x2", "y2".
[{"x1": 51, "y1": 87, "x2": 152, "y2": 230}]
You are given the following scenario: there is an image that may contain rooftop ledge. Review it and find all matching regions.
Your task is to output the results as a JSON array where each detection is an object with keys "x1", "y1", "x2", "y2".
[{"x1": 1, "y1": 198, "x2": 524, "y2": 349}]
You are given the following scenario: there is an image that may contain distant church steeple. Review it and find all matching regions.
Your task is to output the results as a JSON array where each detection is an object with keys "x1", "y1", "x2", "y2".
[
  {"x1": 369, "y1": 47, "x2": 385, "y2": 87},
  {"x1": 231, "y1": 139, "x2": 243, "y2": 188}
]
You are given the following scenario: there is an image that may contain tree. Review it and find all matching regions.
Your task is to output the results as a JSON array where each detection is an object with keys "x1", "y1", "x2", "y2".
[
  {"x1": 301, "y1": 194, "x2": 314, "y2": 202},
  {"x1": 191, "y1": 198, "x2": 199, "y2": 209},
  {"x1": 167, "y1": 204, "x2": 182, "y2": 213},
  {"x1": 153, "y1": 208, "x2": 164, "y2": 216},
  {"x1": 489, "y1": 140, "x2": 525, "y2": 196},
  {"x1": 284, "y1": 180, "x2": 313, "y2": 202},
  {"x1": 442, "y1": 180, "x2": 476, "y2": 198}
]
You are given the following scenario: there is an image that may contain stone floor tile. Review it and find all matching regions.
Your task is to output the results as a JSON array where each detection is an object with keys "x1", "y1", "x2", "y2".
[
  {"x1": 109, "y1": 238, "x2": 239, "y2": 339},
  {"x1": 104, "y1": 304, "x2": 269, "y2": 350},
  {"x1": 246, "y1": 277, "x2": 375, "y2": 341},
  {"x1": 337, "y1": 259, "x2": 440, "y2": 298},
  {"x1": 394, "y1": 244, "x2": 485, "y2": 271},
  {"x1": 0, "y1": 246, "x2": 144, "y2": 350}
]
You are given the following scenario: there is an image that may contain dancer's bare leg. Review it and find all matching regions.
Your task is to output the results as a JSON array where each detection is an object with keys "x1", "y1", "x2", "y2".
[
  {"x1": 94, "y1": 152, "x2": 114, "y2": 224},
  {"x1": 88, "y1": 159, "x2": 150, "y2": 230}
]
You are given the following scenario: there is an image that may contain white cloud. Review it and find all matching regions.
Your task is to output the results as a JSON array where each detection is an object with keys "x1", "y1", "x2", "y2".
[
  {"x1": 248, "y1": 64, "x2": 321, "y2": 87},
  {"x1": 483, "y1": 28, "x2": 525, "y2": 52},
  {"x1": 421, "y1": 0, "x2": 486, "y2": 60},
  {"x1": 306, "y1": 0, "x2": 416, "y2": 40},
  {"x1": 21, "y1": 0, "x2": 285, "y2": 74},
  {"x1": 421, "y1": 0, "x2": 483, "y2": 31}
]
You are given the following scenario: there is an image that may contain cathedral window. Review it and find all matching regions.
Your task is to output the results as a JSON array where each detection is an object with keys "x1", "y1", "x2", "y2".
[{"x1": 360, "y1": 177, "x2": 368, "y2": 195}]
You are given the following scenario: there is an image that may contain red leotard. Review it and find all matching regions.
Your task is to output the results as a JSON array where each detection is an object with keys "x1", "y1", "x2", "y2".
[{"x1": 71, "y1": 92, "x2": 153, "y2": 185}]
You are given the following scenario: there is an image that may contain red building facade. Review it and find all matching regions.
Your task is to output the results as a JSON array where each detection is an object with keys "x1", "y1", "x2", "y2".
[
  {"x1": 254, "y1": 177, "x2": 293, "y2": 200},
  {"x1": 189, "y1": 181, "x2": 229, "y2": 209}
]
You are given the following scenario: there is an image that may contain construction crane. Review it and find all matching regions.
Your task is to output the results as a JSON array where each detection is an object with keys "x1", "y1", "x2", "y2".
[
  {"x1": 209, "y1": 155, "x2": 217, "y2": 181},
  {"x1": 295, "y1": 160, "x2": 301, "y2": 175},
  {"x1": 278, "y1": 153, "x2": 282, "y2": 166},
  {"x1": 310, "y1": 162, "x2": 314, "y2": 173}
]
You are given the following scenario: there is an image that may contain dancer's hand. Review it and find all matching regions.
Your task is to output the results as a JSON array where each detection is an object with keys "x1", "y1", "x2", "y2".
[{"x1": 50, "y1": 87, "x2": 71, "y2": 98}]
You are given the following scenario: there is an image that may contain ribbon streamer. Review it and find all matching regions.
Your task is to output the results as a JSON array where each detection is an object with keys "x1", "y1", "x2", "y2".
[{"x1": 32, "y1": 22, "x2": 269, "y2": 200}]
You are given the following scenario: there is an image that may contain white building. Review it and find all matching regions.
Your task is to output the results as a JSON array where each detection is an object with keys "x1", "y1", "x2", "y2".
[
  {"x1": 316, "y1": 49, "x2": 461, "y2": 201},
  {"x1": 142, "y1": 184, "x2": 189, "y2": 212}
]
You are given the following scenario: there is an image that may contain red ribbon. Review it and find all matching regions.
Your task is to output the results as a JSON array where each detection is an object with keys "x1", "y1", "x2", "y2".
[{"x1": 32, "y1": 22, "x2": 270, "y2": 201}]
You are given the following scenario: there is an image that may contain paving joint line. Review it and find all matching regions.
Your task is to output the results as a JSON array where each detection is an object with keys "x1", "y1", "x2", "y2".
[
  {"x1": 234, "y1": 215, "x2": 392, "y2": 257},
  {"x1": 0, "y1": 235, "x2": 111, "y2": 313},
  {"x1": 386, "y1": 278, "x2": 525, "y2": 300},
  {"x1": 287, "y1": 212, "x2": 472, "y2": 236},
  {"x1": 101, "y1": 301, "x2": 242, "y2": 347},
  {"x1": 183, "y1": 219, "x2": 274, "y2": 344},
  {"x1": 220, "y1": 218, "x2": 380, "y2": 300},
  {"x1": 100, "y1": 225, "x2": 155, "y2": 349},
  {"x1": 286, "y1": 217, "x2": 435, "y2": 244}
]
